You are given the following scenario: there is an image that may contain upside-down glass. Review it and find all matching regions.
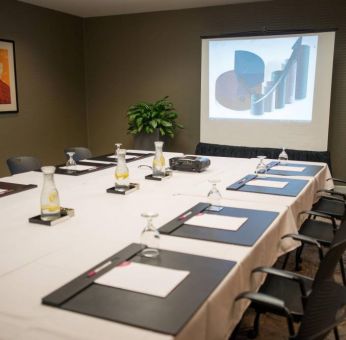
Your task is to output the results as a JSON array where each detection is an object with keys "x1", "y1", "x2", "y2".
[
  {"x1": 140, "y1": 212, "x2": 160, "y2": 258},
  {"x1": 41, "y1": 166, "x2": 61, "y2": 221},
  {"x1": 66, "y1": 152, "x2": 76, "y2": 168},
  {"x1": 278, "y1": 147, "x2": 288, "y2": 163},
  {"x1": 114, "y1": 149, "x2": 129, "y2": 189},
  {"x1": 115, "y1": 143, "x2": 122, "y2": 155},
  {"x1": 207, "y1": 178, "x2": 222, "y2": 203},
  {"x1": 255, "y1": 155, "x2": 267, "y2": 175}
]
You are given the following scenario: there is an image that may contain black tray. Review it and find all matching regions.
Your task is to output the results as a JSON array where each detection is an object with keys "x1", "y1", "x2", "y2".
[
  {"x1": 159, "y1": 202, "x2": 279, "y2": 246},
  {"x1": 106, "y1": 183, "x2": 139, "y2": 195},
  {"x1": 42, "y1": 243, "x2": 235, "y2": 335},
  {"x1": 0, "y1": 181, "x2": 37, "y2": 198},
  {"x1": 226, "y1": 175, "x2": 309, "y2": 197},
  {"x1": 266, "y1": 161, "x2": 324, "y2": 176}
]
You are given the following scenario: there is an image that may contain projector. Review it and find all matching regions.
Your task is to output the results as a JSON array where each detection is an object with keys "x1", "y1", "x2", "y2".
[{"x1": 169, "y1": 156, "x2": 210, "y2": 172}]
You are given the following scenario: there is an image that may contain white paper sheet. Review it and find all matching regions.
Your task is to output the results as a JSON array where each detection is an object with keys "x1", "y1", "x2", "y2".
[
  {"x1": 0, "y1": 189, "x2": 8, "y2": 195},
  {"x1": 79, "y1": 159, "x2": 115, "y2": 165},
  {"x1": 95, "y1": 262, "x2": 190, "y2": 298},
  {"x1": 272, "y1": 165, "x2": 305, "y2": 172},
  {"x1": 59, "y1": 165, "x2": 97, "y2": 171},
  {"x1": 127, "y1": 150, "x2": 152, "y2": 154},
  {"x1": 107, "y1": 155, "x2": 135, "y2": 160},
  {"x1": 246, "y1": 179, "x2": 288, "y2": 188},
  {"x1": 185, "y1": 214, "x2": 247, "y2": 231}
]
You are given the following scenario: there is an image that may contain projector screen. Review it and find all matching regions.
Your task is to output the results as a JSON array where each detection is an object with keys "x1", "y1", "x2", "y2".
[{"x1": 200, "y1": 30, "x2": 335, "y2": 151}]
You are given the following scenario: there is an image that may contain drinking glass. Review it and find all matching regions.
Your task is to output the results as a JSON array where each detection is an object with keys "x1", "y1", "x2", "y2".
[
  {"x1": 278, "y1": 147, "x2": 288, "y2": 164},
  {"x1": 115, "y1": 143, "x2": 122, "y2": 154},
  {"x1": 207, "y1": 178, "x2": 222, "y2": 203},
  {"x1": 140, "y1": 212, "x2": 160, "y2": 258},
  {"x1": 255, "y1": 156, "x2": 267, "y2": 175},
  {"x1": 66, "y1": 152, "x2": 76, "y2": 168}
]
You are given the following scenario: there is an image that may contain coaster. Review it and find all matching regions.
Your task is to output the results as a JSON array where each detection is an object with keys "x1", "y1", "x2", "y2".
[
  {"x1": 106, "y1": 183, "x2": 139, "y2": 195},
  {"x1": 29, "y1": 208, "x2": 75, "y2": 226},
  {"x1": 145, "y1": 172, "x2": 172, "y2": 181}
]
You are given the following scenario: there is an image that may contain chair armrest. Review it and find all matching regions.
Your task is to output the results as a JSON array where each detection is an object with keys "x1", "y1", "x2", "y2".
[
  {"x1": 236, "y1": 291, "x2": 295, "y2": 336},
  {"x1": 300, "y1": 210, "x2": 338, "y2": 229},
  {"x1": 235, "y1": 291, "x2": 289, "y2": 316},
  {"x1": 282, "y1": 234, "x2": 324, "y2": 260},
  {"x1": 327, "y1": 177, "x2": 346, "y2": 184},
  {"x1": 317, "y1": 189, "x2": 346, "y2": 200},
  {"x1": 318, "y1": 195, "x2": 345, "y2": 204},
  {"x1": 281, "y1": 233, "x2": 321, "y2": 247},
  {"x1": 300, "y1": 210, "x2": 335, "y2": 220},
  {"x1": 252, "y1": 266, "x2": 311, "y2": 297}
]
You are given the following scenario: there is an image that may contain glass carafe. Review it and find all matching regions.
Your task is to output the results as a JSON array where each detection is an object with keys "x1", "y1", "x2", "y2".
[
  {"x1": 152, "y1": 141, "x2": 166, "y2": 177},
  {"x1": 140, "y1": 212, "x2": 160, "y2": 258},
  {"x1": 41, "y1": 166, "x2": 61, "y2": 221},
  {"x1": 114, "y1": 149, "x2": 129, "y2": 188}
]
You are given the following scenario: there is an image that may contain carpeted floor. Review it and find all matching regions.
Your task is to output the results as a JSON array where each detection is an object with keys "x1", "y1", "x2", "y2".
[{"x1": 231, "y1": 244, "x2": 346, "y2": 339}]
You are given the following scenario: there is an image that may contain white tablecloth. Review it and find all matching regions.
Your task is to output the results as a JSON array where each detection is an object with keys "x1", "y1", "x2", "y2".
[{"x1": 0, "y1": 153, "x2": 332, "y2": 340}]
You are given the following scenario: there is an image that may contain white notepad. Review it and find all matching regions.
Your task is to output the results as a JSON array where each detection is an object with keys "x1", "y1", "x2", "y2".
[
  {"x1": 107, "y1": 155, "x2": 135, "y2": 160},
  {"x1": 246, "y1": 179, "x2": 288, "y2": 188},
  {"x1": 273, "y1": 165, "x2": 305, "y2": 172},
  {"x1": 59, "y1": 165, "x2": 97, "y2": 171},
  {"x1": 185, "y1": 214, "x2": 247, "y2": 231},
  {"x1": 79, "y1": 159, "x2": 115, "y2": 165},
  {"x1": 95, "y1": 262, "x2": 189, "y2": 298},
  {"x1": 0, "y1": 189, "x2": 8, "y2": 195}
]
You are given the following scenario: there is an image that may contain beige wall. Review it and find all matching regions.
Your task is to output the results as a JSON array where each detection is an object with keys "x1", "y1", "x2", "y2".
[
  {"x1": 84, "y1": 0, "x2": 346, "y2": 177},
  {"x1": 0, "y1": 0, "x2": 87, "y2": 176},
  {"x1": 1, "y1": 0, "x2": 345, "y2": 177}
]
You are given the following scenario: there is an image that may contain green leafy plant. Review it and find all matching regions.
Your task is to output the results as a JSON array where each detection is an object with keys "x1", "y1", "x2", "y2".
[{"x1": 127, "y1": 96, "x2": 183, "y2": 138}]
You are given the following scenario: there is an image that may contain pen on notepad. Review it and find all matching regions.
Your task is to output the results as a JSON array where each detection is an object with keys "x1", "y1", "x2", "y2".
[
  {"x1": 87, "y1": 261, "x2": 112, "y2": 277},
  {"x1": 179, "y1": 211, "x2": 192, "y2": 220}
]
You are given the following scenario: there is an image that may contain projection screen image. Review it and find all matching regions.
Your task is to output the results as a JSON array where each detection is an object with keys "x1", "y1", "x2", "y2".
[{"x1": 209, "y1": 35, "x2": 318, "y2": 121}]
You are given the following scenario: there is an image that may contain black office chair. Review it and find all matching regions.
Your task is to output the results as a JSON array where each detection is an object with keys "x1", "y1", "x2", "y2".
[
  {"x1": 64, "y1": 147, "x2": 92, "y2": 162},
  {"x1": 281, "y1": 209, "x2": 346, "y2": 285},
  {"x1": 312, "y1": 178, "x2": 346, "y2": 221},
  {"x1": 235, "y1": 221, "x2": 346, "y2": 338},
  {"x1": 7, "y1": 156, "x2": 42, "y2": 175},
  {"x1": 236, "y1": 280, "x2": 346, "y2": 340},
  {"x1": 295, "y1": 280, "x2": 346, "y2": 340}
]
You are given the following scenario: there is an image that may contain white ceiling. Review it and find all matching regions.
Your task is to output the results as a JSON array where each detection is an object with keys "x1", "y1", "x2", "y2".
[{"x1": 18, "y1": 0, "x2": 266, "y2": 18}]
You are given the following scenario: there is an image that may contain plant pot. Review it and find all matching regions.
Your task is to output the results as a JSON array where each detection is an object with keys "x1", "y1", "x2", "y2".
[{"x1": 133, "y1": 130, "x2": 160, "y2": 151}]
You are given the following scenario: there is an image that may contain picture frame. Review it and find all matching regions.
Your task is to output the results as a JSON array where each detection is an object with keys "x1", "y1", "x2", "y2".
[{"x1": 0, "y1": 39, "x2": 18, "y2": 113}]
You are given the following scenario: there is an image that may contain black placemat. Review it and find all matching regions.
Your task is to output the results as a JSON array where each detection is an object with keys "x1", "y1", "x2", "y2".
[
  {"x1": 266, "y1": 161, "x2": 323, "y2": 176},
  {"x1": 0, "y1": 181, "x2": 37, "y2": 198},
  {"x1": 227, "y1": 175, "x2": 309, "y2": 197},
  {"x1": 42, "y1": 243, "x2": 235, "y2": 335},
  {"x1": 53, "y1": 163, "x2": 112, "y2": 176},
  {"x1": 159, "y1": 202, "x2": 279, "y2": 246},
  {"x1": 90, "y1": 152, "x2": 153, "y2": 164}
]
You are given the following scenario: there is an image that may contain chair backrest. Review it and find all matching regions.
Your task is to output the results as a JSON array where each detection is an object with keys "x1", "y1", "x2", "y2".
[
  {"x1": 314, "y1": 220, "x2": 346, "y2": 284},
  {"x1": 295, "y1": 280, "x2": 346, "y2": 340},
  {"x1": 64, "y1": 147, "x2": 92, "y2": 162},
  {"x1": 7, "y1": 156, "x2": 41, "y2": 175}
]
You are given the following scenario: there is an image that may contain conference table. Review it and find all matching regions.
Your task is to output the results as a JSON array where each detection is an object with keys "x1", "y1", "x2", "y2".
[{"x1": 0, "y1": 151, "x2": 333, "y2": 340}]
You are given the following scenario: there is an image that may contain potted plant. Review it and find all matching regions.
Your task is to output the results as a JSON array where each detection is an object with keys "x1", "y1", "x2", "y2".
[{"x1": 127, "y1": 96, "x2": 183, "y2": 150}]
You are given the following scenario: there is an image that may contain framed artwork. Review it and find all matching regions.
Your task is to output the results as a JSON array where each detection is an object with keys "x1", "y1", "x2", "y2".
[{"x1": 0, "y1": 39, "x2": 18, "y2": 113}]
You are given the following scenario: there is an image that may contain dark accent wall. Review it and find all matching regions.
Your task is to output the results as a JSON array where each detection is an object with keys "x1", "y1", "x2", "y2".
[
  {"x1": 84, "y1": 0, "x2": 346, "y2": 177},
  {"x1": 0, "y1": 0, "x2": 87, "y2": 176}
]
